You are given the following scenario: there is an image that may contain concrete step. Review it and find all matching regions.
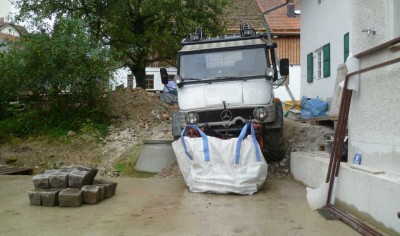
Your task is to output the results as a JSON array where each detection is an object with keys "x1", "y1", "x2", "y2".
[{"x1": 135, "y1": 140, "x2": 175, "y2": 173}]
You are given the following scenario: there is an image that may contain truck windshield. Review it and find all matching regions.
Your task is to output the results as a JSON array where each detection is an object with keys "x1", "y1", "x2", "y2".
[{"x1": 180, "y1": 47, "x2": 268, "y2": 80}]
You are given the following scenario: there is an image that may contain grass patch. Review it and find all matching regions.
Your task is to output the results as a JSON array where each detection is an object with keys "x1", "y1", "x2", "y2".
[
  {"x1": 121, "y1": 143, "x2": 156, "y2": 178},
  {"x1": 0, "y1": 106, "x2": 110, "y2": 140}
]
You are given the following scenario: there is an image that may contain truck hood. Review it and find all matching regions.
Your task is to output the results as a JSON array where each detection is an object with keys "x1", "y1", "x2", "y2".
[{"x1": 177, "y1": 79, "x2": 273, "y2": 111}]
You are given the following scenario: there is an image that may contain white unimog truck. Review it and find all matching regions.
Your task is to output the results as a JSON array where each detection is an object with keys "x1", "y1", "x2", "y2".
[{"x1": 160, "y1": 25, "x2": 290, "y2": 161}]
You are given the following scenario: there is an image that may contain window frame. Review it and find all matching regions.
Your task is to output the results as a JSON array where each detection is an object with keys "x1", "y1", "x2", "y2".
[{"x1": 145, "y1": 74, "x2": 155, "y2": 90}]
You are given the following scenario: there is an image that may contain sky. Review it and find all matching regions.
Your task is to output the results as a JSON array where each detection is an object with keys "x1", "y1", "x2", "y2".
[{"x1": 0, "y1": 0, "x2": 12, "y2": 19}]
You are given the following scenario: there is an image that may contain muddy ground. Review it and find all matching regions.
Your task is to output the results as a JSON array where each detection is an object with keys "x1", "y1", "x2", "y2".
[{"x1": 0, "y1": 88, "x2": 334, "y2": 178}]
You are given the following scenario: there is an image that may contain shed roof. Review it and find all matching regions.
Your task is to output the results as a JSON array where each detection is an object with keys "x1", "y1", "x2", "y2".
[
  {"x1": 224, "y1": 0, "x2": 265, "y2": 32},
  {"x1": 0, "y1": 22, "x2": 29, "y2": 36}
]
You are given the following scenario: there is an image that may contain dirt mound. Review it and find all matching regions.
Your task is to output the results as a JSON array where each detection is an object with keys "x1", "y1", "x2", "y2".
[{"x1": 108, "y1": 88, "x2": 172, "y2": 124}]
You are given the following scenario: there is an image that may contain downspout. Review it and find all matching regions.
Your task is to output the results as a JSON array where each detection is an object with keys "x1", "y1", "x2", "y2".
[{"x1": 261, "y1": 0, "x2": 297, "y2": 116}]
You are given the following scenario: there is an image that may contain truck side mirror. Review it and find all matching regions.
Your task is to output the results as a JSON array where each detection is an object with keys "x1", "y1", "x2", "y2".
[
  {"x1": 279, "y1": 58, "x2": 290, "y2": 76},
  {"x1": 160, "y1": 68, "x2": 169, "y2": 85}
]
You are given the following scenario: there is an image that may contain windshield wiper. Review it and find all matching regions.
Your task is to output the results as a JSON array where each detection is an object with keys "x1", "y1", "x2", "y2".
[{"x1": 183, "y1": 77, "x2": 202, "y2": 81}]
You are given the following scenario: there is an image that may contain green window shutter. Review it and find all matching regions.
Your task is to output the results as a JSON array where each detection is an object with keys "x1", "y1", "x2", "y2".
[
  {"x1": 323, "y1": 43, "x2": 330, "y2": 77},
  {"x1": 344, "y1": 33, "x2": 350, "y2": 62},
  {"x1": 307, "y1": 53, "x2": 313, "y2": 83}
]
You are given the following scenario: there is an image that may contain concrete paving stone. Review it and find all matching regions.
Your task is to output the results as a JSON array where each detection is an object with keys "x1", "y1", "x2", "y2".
[
  {"x1": 44, "y1": 169, "x2": 57, "y2": 175},
  {"x1": 58, "y1": 168, "x2": 73, "y2": 173},
  {"x1": 32, "y1": 174, "x2": 50, "y2": 189},
  {"x1": 94, "y1": 180, "x2": 117, "y2": 198},
  {"x1": 68, "y1": 170, "x2": 91, "y2": 189},
  {"x1": 49, "y1": 171, "x2": 69, "y2": 188},
  {"x1": 81, "y1": 185, "x2": 100, "y2": 204},
  {"x1": 97, "y1": 185, "x2": 105, "y2": 201},
  {"x1": 27, "y1": 190, "x2": 42, "y2": 206},
  {"x1": 41, "y1": 188, "x2": 63, "y2": 207},
  {"x1": 58, "y1": 188, "x2": 82, "y2": 207},
  {"x1": 76, "y1": 166, "x2": 98, "y2": 184}
]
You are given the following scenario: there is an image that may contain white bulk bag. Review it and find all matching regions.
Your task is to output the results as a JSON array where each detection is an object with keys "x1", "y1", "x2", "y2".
[{"x1": 172, "y1": 121, "x2": 268, "y2": 195}]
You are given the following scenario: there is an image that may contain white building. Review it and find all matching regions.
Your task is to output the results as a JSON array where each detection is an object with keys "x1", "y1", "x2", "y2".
[
  {"x1": 293, "y1": 0, "x2": 400, "y2": 234},
  {"x1": 111, "y1": 66, "x2": 177, "y2": 91},
  {"x1": 300, "y1": 0, "x2": 352, "y2": 103}
]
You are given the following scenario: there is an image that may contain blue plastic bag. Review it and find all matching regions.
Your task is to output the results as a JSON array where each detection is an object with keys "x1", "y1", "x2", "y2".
[{"x1": 301, "y1": 96, "x2": 328, "y2": 119}]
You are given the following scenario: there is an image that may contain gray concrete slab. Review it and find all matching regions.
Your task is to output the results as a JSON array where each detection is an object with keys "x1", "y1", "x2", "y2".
[
  {"x1": 0, "y1": 176, "x2": 358, "y2": 236},
  {"x1": 135, "y1": 140, "x2": 176, "y2": 173}
]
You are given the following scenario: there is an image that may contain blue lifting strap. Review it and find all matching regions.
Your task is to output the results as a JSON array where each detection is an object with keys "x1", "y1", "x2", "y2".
[{"x1": 180, "y1": 125, "x2": 210, "y2": 162}]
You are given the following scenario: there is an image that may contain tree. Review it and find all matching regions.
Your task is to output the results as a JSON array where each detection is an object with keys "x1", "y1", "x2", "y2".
[
  {"x1": 13, "y1": 0, "x2": 231, "y2": 88},
  {"x1": 0, "y1": 18, "x2": 114, "y2": 113}
]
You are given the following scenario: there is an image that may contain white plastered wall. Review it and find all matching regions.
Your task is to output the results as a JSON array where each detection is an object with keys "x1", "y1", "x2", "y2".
[
  {"x1": 300, "y1": 0, "x2": 352, "y2": 102},
  {"x1": 274, "y1": 65, "x2": 301, "y2": 101},
  {"x1": 111, "y1": 67, "x2": 177, "y2": 91},
  {"x1": 348, "y1": 0, "x2": 400, "y2": 175}
]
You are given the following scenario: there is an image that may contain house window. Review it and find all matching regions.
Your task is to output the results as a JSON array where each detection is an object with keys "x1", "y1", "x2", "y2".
[
  {"x1": 145, "y1": 75, "x2": 154, "y2": 89},
  {"x1": 127, "y1": 75, "x2": 134, "y2": 89}
]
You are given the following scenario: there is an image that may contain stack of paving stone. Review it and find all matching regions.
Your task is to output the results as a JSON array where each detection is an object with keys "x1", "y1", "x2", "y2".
[{"x1": 28, "y1": 166, "x2": 117, "y2": 207}]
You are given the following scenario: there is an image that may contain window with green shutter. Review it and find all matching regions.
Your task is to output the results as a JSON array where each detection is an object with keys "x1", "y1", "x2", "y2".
[
  {"x1": 307, "y1": 53, "x2": 313, "y2": 83},
  {"x1": 344, "y1": 33, "x2": 350, "y2": 62},
  {"x1": 323, "y1": 43, "x2": 330, "y2": 77}
]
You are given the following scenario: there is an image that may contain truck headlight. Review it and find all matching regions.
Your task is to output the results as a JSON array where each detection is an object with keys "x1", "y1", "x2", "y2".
[
  {"x1": 174, "y1": 75, "x2": 183, "y2": 87},
  {"x1": 265, "y1": 67, "x2": 274, "y2": 78},
  {"x1": 253, "y1": 107, "x2": 268, "y2": 121},
  {"x1": 185, "y1": 112, "x2": 199, "y2": 124}
]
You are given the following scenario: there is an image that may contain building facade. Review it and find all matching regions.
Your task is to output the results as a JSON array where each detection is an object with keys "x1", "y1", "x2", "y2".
[
  {"x1": 296, "y1": 0, "x2": 400, "y2": 234},
  {"x1": 300, "y1": 0, "x2": 352, "y2": 103}
]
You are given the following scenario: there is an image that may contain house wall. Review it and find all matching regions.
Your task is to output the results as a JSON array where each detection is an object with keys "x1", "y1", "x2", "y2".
[
  {"x1": 348, "y1": 0, "x2": 400, "y2": 175},
  {"x1": 111, "y1": 67, "x2": 177, "y2": 91},
  {"x1": 0, "y1": 25, "x2": 20, "y2": 37},
  {"x1": 300, "y1": 0, "x2": 352, "y2": 102},
  {"x1": 274, "y1": 65, "x2": 301, "y2": 101},
  {"x1": 145, "y1": 67, "x2": 177, "y2": 91}
]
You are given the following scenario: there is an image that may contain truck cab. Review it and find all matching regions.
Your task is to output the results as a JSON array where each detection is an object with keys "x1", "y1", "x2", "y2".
[{"x1": 161, "y1": 29, "x2": 289, "y2": 161}]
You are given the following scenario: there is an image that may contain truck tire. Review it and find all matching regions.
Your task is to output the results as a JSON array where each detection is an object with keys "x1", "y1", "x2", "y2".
[
  {"x1": 263, "y1": 128, "x2": 284, "y2": 162},
  {"x1": 263, "y1": 100, "x2": 284, "y2": 162},
  {"x1": 172, "y1": 111, "x2": 182, "y2": 140}
]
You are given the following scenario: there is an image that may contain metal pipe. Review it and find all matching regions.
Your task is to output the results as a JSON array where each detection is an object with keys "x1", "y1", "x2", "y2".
[
  {"x1": 353, "y1": 36, "x2": 400, "y2": 59},
  {"x1": 283, "y1": 83, "x2": 297, "y2": 117},
  {"x1": 325, "y1": 204, "x2": 382, "y2": 236}
]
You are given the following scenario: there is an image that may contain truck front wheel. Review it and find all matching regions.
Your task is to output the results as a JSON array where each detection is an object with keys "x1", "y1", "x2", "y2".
[
  {"x1": 263, "y1": 101, "x2": 284, "y2": 162},
  {"x1": 263, "y1": 128, "x2": 284, "y2": 162}
]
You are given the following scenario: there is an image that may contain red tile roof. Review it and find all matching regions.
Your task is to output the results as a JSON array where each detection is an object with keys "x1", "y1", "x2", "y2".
[
  {"x1": 256, "y1": 0, "x2": 301, "y2": 34},
  {"x1": 0, "y1": 32, "x2": 18, "y2": 41}
]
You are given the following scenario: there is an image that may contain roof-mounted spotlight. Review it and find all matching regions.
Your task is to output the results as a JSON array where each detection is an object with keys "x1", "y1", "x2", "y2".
[
  {"x1": 240, "y1": 22, "x2": 256, "y2": 37},
  {"x1": 187, "y1": 28, "x2": 203, "y2": 42}
]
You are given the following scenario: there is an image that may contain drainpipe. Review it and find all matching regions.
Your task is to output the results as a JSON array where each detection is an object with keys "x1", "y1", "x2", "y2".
[{"x1": 261, "y1": 0, "x2": 297, "y2": 115}]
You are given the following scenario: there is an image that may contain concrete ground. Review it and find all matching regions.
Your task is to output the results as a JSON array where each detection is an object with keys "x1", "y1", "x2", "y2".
[{"x1": 0, "y1": 176, "x2": 358, "y2": 236}]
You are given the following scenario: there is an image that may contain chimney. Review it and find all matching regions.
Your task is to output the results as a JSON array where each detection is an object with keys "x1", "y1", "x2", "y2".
[{"x1": 0, "y1": 17, "x2": 4, "y2": 25}]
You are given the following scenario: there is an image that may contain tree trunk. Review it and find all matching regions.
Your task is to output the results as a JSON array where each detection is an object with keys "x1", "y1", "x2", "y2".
[{"x1": 130, "y1": 61, "x2": 147, "y2": 89}]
